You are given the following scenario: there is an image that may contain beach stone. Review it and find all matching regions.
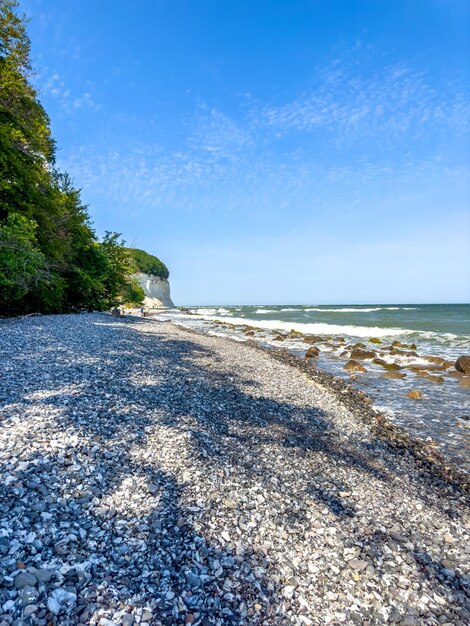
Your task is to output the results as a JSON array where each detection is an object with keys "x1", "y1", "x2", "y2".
[
  {"x1": 305, "y1": 346, "x2": 320, "y2": 359},
  {"x1": 382, "y1": 362, "x2": 403, "y2": 371},
  {"x1": 344, "y1": 360, "x2": 367, "y2": 373},
  {"x1": 350, "y1": 348, "x2": 376, "y2": 360},
  {"x1": 14, "y1": 572, "x2": 37, "y2": 589},
  {"x1": 407, "y1": 390, "x2": 423, "y2": 400},
  {"x1": 459, "y1": 376, "x2": 470, "y2": 387},
  {"x1": 347, "y1": 559, "x2": 368, "y2": 571},
  {"x1": 368, "y1": 337, "x2": 382, "y2": 344},
  {"x1": 0, "y1": 312, "x2": 468, "y2": 626},
  {"x1": 381, "y1": 371, "x2": 407, "y2": 379},
  {"x1": 303, "y1": 336, "x2": 324, "y2": 343},
  {"x1": 415, "y1": 371, "x2": 444, "y2": 383},
  {"x1": 22, "y1": 605, "x2": 38, "y2": 618},
  {"x1": 455, "y1": 355, "x2": 470, "y2": 374}
]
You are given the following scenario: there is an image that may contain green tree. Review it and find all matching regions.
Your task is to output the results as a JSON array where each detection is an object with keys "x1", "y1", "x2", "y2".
[{"x1": 0, "y1": 212, "x2": 47, "y2": 313}]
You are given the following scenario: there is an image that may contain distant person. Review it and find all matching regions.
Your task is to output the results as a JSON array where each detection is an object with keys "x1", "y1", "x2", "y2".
[{"x1": 140, "y1": 306, "x2": 145, "y2": 316}]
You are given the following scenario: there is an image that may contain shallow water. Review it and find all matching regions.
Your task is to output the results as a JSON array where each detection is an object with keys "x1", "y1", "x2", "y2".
[{"x1": 163, "y1": 304, "x2": 470, "y2": 472}]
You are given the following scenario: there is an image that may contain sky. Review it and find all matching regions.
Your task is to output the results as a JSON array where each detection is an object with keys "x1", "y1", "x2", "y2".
[{"x1": 21, "y1": 0, "x2": 470, "y2": 304}]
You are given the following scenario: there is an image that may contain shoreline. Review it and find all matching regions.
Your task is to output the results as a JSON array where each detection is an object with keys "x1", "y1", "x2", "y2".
[
  {"x1": 1, "y1": 312, "x2": 469, "y2": 625},
  {"x1": 165, "y1": 314, "x2": 470, "y2": 491}
]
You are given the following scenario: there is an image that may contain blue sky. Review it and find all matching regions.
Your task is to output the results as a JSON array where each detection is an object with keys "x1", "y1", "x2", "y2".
[{"x1": 22, "y1": 0, "x2": 470, "y2": 304}]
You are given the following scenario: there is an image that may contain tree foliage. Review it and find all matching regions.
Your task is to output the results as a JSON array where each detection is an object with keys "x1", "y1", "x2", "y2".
[
  {"x1": 125, "y1": 247, "x2": 169, "y2": 280},
  {"x1": 0, "y1": 1, "x2": 167, "y2": 316}
]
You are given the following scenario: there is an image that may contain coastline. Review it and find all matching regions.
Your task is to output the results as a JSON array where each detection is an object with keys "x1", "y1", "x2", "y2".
[
  {"x1": 1, "y1": 312, "x2": 469, "y2": 625},
  {"x1": 160, "y1": 306, "x2": 470, "y2": 475}
]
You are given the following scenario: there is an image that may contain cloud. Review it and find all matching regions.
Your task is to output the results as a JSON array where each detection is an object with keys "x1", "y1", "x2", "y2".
[
  {"x1": 35, "y1": 69, "x2": 100, "y2": 112},
  {"x1": 250, "y1": 59, "x2": 470, "y2": 141}
]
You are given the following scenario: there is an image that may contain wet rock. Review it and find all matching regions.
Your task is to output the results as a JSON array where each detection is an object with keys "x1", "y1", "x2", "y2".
[
  {"x1": 305, "y1": 346, "x2": 320, "y2": 359},
  {"x1": 350, "y1": 348, "x2": 376, "y2": 360},
  {"x1": 455, "y1": 355, "x2": 470, "y2": 375},
  {"x1": 381, "y1": 371, "x2": 407, "y2": 379},
  {"x1": 415, "y1": 371, "x2": 445, "y2": 383},
  {"x1": 407, "y1": 390, "x2": 423, "y2": 400},
  {"x1": 344, "y1": 360, "x2": 367, "y2": 373},
  {"x1": 368, "y1": 337, "x2": 382, "y2": 344}
]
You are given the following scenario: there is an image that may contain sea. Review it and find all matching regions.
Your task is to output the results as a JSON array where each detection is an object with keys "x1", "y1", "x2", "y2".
[{"x1": 163, "y1": 304, "x2": 470, "y2": 472}]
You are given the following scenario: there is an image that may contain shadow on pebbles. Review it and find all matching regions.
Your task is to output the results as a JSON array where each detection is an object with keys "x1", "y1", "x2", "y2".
[{"x1": 0, "y1": 313, "x2": 469, "y2": 626}]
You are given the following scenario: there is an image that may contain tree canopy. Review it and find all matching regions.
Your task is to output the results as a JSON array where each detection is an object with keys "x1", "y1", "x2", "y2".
[{"x1": 125, "y1": 247, "x2": 169, "y2": 280}]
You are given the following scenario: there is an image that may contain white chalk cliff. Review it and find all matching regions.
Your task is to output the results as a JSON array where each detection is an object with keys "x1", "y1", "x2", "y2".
[{"x1": 135, "y1": 273, "x2": 174, "y2": 308}]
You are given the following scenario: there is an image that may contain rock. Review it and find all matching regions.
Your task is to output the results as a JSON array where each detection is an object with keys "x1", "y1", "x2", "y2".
[
  {"x1": 347, "y1": 559, "x2": 368, "y2": 571},
  {"x1": 407, "y1": 390, "x2": 422, "y2": 400},
  {"x1": 368, "y1": 337, "x2": 382, "y2": 344},
  {"x1": 23, "y1": 605, "x2": 38, "y2": 618},
  {"x1": 32, "y1": 568, "x2": 55, "y2": 583},
  {"x1": 273, "y1": 335, "x2": 286, "y2": 341},
  {"x1": 390, "y1": 348, "x2": 418, "y2": 358},
  {"x1": 455, "y1": 355, "x2": 470, "y2": 374},
  {"x1": 47, "y1": 588, "x2": 77, "y2": 615},
  {"x1": 14, "y1": 572, "x2": 37, "y2": 589},
  {"x1": 381, "y1": 371, "x2": 407, "y2": 379},
  {"x1": 303, "y1": 336, "x2": 324, "y2": 344},
  {"x1": 415, "y1": 371, "x2": 444, "y2": 383},
  {"x1": 392, "y1": 341, "x2": 417, "y2": 350},
  {"x1": 244, "y1": 331, "x2": 255, "y2": 336},
  {"x1": 349, "y1": 348, "x2": 376, "y2": 360},
  {"x1": 185, "y1": 571, "x2": 202, "y2": 588},
  {"x1": 459, "y1": 376, "x2": 470, "y2": 387},
  {"x1": 344, "y1": 360, "x2": 367, "y2": 373},
  {"x1": 381, "y1": 362, "x2": 403, "y2": 371},
  {"x1": 305, "y1": 346, "x2": 320, "y2": 359},
  {"x1": 121, "y1": 615, "x2": 134, "y2": 626},
  {"x1": 425, "y1": 355, "x2": 446, "y2": 366}
]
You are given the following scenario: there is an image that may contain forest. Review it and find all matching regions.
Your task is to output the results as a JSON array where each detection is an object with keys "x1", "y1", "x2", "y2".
[{"x1": 0, "y1": 0, "x2": 166, "y2": 316}]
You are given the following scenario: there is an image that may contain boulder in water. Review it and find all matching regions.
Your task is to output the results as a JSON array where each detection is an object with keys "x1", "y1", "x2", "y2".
[
  {"x1": 304, "y1": 336, "x2": 324, "y2": 344},
  {"x1": 344, "y1": 360, "x2": 367, "y2": 373},
  {"x1": 455, "y1": 355, "x2": 470, "y2": 375},
  {"x1": 415, "y1": 371, "x2": 444, "y2": 383},
  {"x1": 407, "y1": 390, "x2": 422, "y2": 399},
  {"x1": 381, "y1": 371, "x2": 407, "y2": 379},
  {"x1": 305, "y1": 346, "x2": 320, "y2": 359},
  {"x1": 368, "y1": 337, "x2": 382, "y2": 344},
  {"x1": 350, "y1": 348, "x2": 376, "y2": 360}
]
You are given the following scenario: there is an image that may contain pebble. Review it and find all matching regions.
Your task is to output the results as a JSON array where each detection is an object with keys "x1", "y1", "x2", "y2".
[{"x1": 0, "y1": 313, "x2": 468, "y2": 626}]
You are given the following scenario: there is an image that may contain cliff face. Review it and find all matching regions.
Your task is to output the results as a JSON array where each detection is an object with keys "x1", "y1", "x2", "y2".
[{"x1": 135, "y1": 273, "x2": 174, "y2": 308}]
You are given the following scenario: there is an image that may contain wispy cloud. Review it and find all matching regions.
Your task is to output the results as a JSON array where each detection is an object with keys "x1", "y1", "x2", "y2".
[
  {"x1": 251, "y1": 60, "x2": 470, "y2": 140},
  {"x1": 35, "y1": 69, "x2": 100, "y2": 112}
]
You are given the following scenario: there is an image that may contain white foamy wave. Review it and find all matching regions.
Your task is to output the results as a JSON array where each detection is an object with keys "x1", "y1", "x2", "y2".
[
  {"x1": 304, "y1": 307, "x2": 418, "y2": 313},
  {"x1": 279, "y1": 308, "x2": 303, "y2": 311},
  {"x1": 372, "y1": 405, "x2": 397, "y2": 418},
  {"x1": 190, "y1": 313, "x2": 409, "y2": 338},
  {"x1": 255, "y1": 309, "x2": 277, "y2": 313},
  {"x1": 305, "y1": 308, "x2": 382, "y2": 312}
]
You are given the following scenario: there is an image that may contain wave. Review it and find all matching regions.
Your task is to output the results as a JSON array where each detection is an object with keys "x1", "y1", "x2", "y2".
[
  {"x1": 304, "y1": 307, "x2": 418, "y2": 313},
  {"x1": 190, "y1": 313, "x2": 409, "y2": 338},
  {"x1": 255, "y1": 309, "x2": 277, "y2": 313}
]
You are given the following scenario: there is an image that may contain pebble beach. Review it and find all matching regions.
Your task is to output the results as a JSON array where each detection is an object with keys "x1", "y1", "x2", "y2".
[{"x1": 0, "y1": 313, "x2": 469, "y2": 626}]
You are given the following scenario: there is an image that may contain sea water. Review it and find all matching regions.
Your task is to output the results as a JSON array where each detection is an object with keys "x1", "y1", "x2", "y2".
[{"x1": 164, "y1": 304, "x2": 470, "y2": 471}]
